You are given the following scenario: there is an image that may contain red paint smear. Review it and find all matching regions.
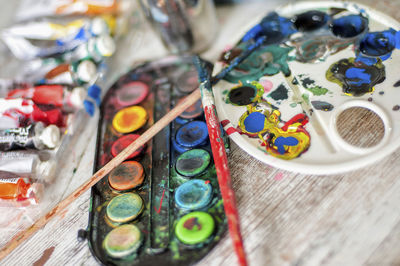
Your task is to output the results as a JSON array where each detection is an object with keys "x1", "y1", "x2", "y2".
[
  {"x1": 204, "y1": 180, "x2": 210, "y2": 184},
  {"x1": 111, "y1": 134, "x2": 145, "y2": 159},
  {"x1": 154, "y1": 189, "x2": 165, "y2": 214},
  {"x1": 281, "y1": 113, "x2": 309, "y2": 131},
  {"x1": 274, "y1": 172, "x2": 284, "y2": 181},
  {"x1": 33, "y1": 246, "x2": 55, "y2": 266},
  {"x1": 183, "y1": 217, "x2": 201, "y2": 230}
]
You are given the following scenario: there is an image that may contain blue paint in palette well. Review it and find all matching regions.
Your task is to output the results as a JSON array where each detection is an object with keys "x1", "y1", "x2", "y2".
[
  {"x1": 243, "y1": 112, "x2": 265, "y2": 133},
  {"x1": 175, "y1": 121, "x2": 209, "y2": 148},
  {"x1": 175, "y1": 179, "x2": 213, "y2": 210}
]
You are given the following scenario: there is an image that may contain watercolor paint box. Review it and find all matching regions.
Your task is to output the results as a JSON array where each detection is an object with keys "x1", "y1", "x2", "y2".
[{"x1": 81, "y1": 56, "x2": 228, "y2": 265}]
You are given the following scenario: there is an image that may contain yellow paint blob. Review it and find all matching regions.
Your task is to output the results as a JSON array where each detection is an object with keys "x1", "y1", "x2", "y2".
[{"x1": 112, "y1": 106, "x2": 147, "y2": 133}]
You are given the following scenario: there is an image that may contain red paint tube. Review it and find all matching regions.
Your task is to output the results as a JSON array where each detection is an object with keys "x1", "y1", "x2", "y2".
[
  {"x1": 0, "y1": 98, "x2": 64, "y2": 129},
  {"x1": 6, "y1": 84, "x2": 86, "y2": 110},
  {"x1": 0, "y1": 177, "x2": 43, "y2": 206}
]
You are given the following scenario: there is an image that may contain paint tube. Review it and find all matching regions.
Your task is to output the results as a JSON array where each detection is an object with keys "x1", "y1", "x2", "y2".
[
  {"x1": 0, "y1": 151, "x2": 56, "y2": 183},
  {"x1": 0, "y1": 123, "x2": 60, "y2": 151},
  {"x1": 7, "y1": 84, "x2": 86, "y2": 110},
  {"x1": 72, "y1": 34, "x2": 116, "y2": 63},
  {"x1": 2, "y1": 19, "x2": 86, "y2": 41},
  {"x1": 0, "y1": 99, "x2": 64, "y2": 129},
  {"x1": 43, "y1": 59, "x2": 98, "y2": 85},
  {"x1": 15, "y1": 0, "x2": 120, "y2": 21},
  {"x1": 0, "y1": 177, "x2": 43, "y2": 206}
]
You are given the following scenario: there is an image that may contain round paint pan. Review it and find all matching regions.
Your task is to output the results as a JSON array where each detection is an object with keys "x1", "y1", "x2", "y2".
[
  {"x1": 174, "y1": 179, "x2": 213, "y2": 210},
  {"x1": 176, "y1": 68, "x2": 200, "y2": 93},
  {"x1": 213, "y1": 1, "x2": 400, "y2": 174},
  {"x1": 112, "y1": 105, "x2": 148, "y2": 133},
  {"x1": 116, "y1": 81, "x2": 149, "y2": 107},
  {"x1": 106, "y1": 193, "x2": 144, "y2": 223},
  {"x1": 178, "y1": 98, "x2": 203, "y2": 120},
  {"x1": 175, "y1": 211, "x2": 215, "y2": 246},
  {"x1": 175, "y1": 121, "x2": 209, "y2": 149},
  {"x1": 175, "y1": 149, "x2": 211, "y2": 178},
  {"x1": 111, "y1": 134, "x2": 146, "y2": 159},
  {"x1": 103, "y1": 224, "x2": 142, "y2": 258},
  {"x1": 108, "y1": 161, "x2": 144, "y2": 191}
]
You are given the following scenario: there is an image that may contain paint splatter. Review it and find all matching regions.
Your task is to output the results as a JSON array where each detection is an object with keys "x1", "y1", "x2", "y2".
[
  {"x1": 311, "y1": 101, "x2": 334, "y2": 111},
  {"x1": 393, "y1": 105, "x2": 400, "y2": 111},
  {"x1": 274, "y1": 172, "x2": 284, "y2": 181},
  {"x1": 359, "y1": 29, "x2": 398, "y2": 58},
  {"x1": 331, "y1": 14, "x2": 368, "y2": 38},
  {"x1": 326, "y1": 57, "x2": 385, "y2": 96},
  {"x1": 33, "y1": 246, "x2": 55, "y2": 266},
  {"x1": 394, "y1": 80, "x2": 400, "y2": 87},
  {"x1": 222, "y1": 44, "x2": 294, "y2": 83},
  {"x1": 269, "y1": 84, "x2": 288, "y2": 101},
  {"x1": 227, "y1": 81, "x2": 264, "y2": 106}
]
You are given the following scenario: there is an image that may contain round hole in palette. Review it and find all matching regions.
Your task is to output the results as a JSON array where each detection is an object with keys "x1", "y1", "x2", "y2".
[
  {"x1": 213, "y1": 1, "x2": 400, "y2": 174},
  {"x1": 86, "y1": 56, "x2": 227, "y2": 265}
]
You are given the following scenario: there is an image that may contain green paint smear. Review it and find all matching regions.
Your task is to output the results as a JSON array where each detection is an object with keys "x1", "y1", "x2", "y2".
[
  {"x1": 305, "y1": 86, "x2": 329, "y2": 96},
  {"x1": 302, "y1": 93, "x2": 310, "y2": 104},
  {"x1": 224, "y1": 44, "x2": 294, "y2": 83},
  {"x1": 290, "y1": 103, "x2": 297, "y2": 108}
]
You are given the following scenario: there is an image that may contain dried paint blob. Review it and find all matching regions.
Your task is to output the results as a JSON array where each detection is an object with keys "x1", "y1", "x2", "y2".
[
  {"x1": 106, "y1": 193, "x2": 144, "y2": 223},
  {"x1": 176, "y1": 149, "x2": 211, "y2": 177},
  {"x1": 326, "y1": 58, "x2": 386, "y2": 96},
  {"x1": 269, "y1": 84, "x2": 289, "y2": 101},
  {"x1": 116, "y1": 81, "x2": 149, "y2": 107},
  {"x1": 175, "y1": 211, "x2": 215, "y2": 245},
  {"x1": 174, "y1": 179, "x2": 213, "y2": 210},
  {"x1": 227, "y1": 82, "x2": 264, "y2": 106},
  {"x1": 330, "y1": 15, "x2": 368, "y2": 38},
  {"x1": 112, "y1": 106, "x2": 147, "y2": 133},
  {"x1": 359, "y1": 29, "x2": 397, "y2": 57},
  {"x1": 176, "y1": 69, "x2": 199, "y2": 93},
  {"x1": 111, "y1": 134, "x2": 145, "y2": 159},
  {"x1": 175, "y1": 121, "x2": 209, "y2": 148},
  {"x1": 178, "y1": 98, "x2": 203, "y2": 119},
  {"x1": 293, "y1": 10, "x2": 329, "y2": 32},
  {"x1": 103, "y1": 224, "x2": 142, "y2": 258},
  {"x1": 108, "y1": 161, "x2": 144, "y2": 191},
  {"x1": 242, "y1": 112, "x2": 266, "y2": 133},
  {"x1": 311, "y1": 101, "x2": 334, "y2": 111}
]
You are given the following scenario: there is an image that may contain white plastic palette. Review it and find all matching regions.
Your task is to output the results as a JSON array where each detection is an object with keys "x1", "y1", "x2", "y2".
[{"x1": 213, "y1": 1, "x2": 400, "y2": 174}]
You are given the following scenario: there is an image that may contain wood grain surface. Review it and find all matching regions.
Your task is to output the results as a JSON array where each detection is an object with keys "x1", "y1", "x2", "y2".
[{"x1": 1, "y1": 0, "x2": 400, "y2": 265}]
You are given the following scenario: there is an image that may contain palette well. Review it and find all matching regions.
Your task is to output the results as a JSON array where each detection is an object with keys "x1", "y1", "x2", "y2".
[
  {"x1": 213, "y1": 1, "x2": 400, "y2": 174},
  {"x1": 84, "y1": 56, "x2": 227, "y2": 265}
]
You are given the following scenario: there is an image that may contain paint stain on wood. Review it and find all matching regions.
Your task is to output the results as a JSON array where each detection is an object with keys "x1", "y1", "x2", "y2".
[{"x1": 33, "y1": 246, "x2": 55, "y2": 266}]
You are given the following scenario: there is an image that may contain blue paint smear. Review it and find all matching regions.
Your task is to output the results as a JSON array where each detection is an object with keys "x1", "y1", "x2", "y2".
[
  {"x1": 355, "y1": 54, "x2": 379, "y2": 65},
  {"x1": 331, "y1": 15, "x2": 367, "y2": 38},
  {"x1": 359, "y1": 29, "x2": 397, "y2": 58},
  {"x1": 243, "y1": 112, "x2": 265, "y2": 133},
  {"x1": 345, "y1": 67, "x2": 371, "y2": 86},
  {"x1": 241, "y1": 12, "x2": 297, "y2": 44},
  {"x1": 274, "y1": 136, "x2": 299, "y2": 154}
]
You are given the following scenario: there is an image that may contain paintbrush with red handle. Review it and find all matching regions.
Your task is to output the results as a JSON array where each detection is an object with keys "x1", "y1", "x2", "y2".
[{"x1": 194, "y1": 56, "x2": 248, "y2": 266}]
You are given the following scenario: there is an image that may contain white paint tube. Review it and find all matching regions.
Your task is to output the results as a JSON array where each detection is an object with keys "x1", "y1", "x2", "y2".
[
  {"x1": 0, "y1": 122, "x2": 60, "y2": 150},
  {"x1": 0, "y1": 151, "x2": 56, "y2": 183}
]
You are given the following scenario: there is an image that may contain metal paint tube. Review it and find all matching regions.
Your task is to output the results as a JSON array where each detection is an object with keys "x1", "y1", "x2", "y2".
[
  {"x1": 0, "y1": 123, "x2": 60, "y2": 150},
  {"x1": 0, "y1": 151, "x2": 56, "y2": 183}
]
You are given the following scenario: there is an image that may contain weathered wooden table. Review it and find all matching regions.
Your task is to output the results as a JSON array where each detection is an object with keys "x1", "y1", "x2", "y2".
[{"x1": 1, "y1": 0, "x2": 400, "y2": 265}]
